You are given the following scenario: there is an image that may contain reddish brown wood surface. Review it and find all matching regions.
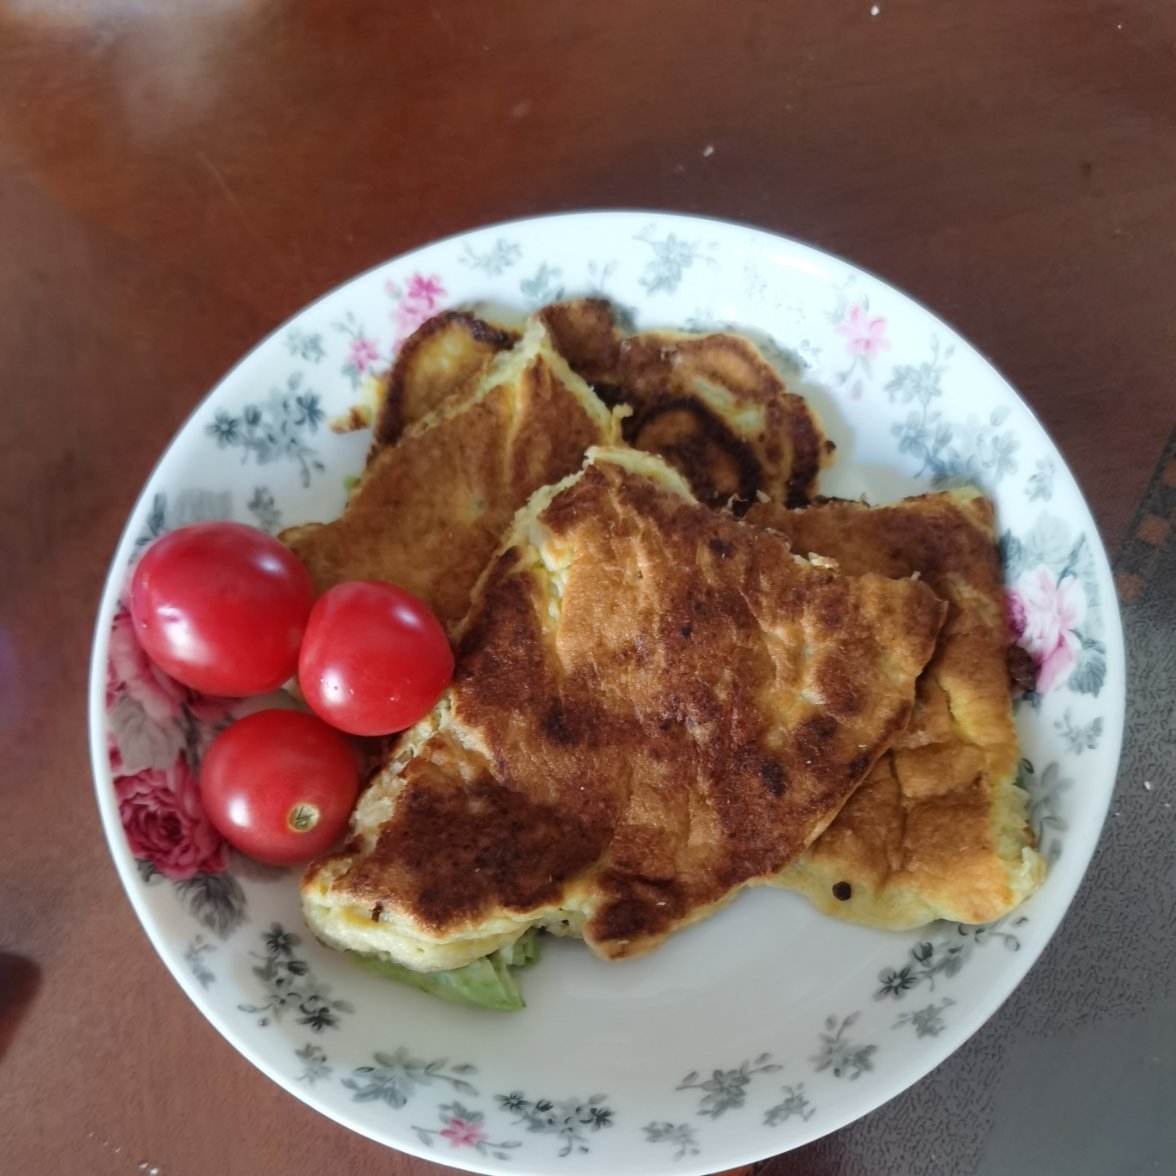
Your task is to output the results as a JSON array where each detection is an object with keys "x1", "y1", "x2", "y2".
[{"x1": 2, "y1": 3, "x2": 1174, "y2": 1175}]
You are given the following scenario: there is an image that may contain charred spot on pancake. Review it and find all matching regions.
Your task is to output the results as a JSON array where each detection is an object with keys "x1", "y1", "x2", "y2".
[
  {"x1": 535, "y1": 297, "x2": 620, "y2": 384},
  {"x1": 794, "y1": 714, "x2": 838, "y2": 767},
  {"x1": 627, "y1": 397, "x2": 762, "y2": 511},
  {"x1": 372, "y1": 384, "x2": 404, "y2": 448},
  {"x1": 783, "y1": 408, "x2": 825, "y2": 507},
  {"x1": 456, "y1": 570, "x2": 547, "y2": 707},
  {"x1": 536, "y1": 298, "x2": 833, "y2": 509},
  {"x1": 847, "y1": 752, "x2": 872, "y2": 778},
  {"x1": 1007, "y1": 643, "x2": 1037, "y2": 695},
  {"x1": 817, "y1": 650, "x2": 866, "y2": 719},
  {"x1": 589, "y1": 381, "x2": 628, "y2": 409},
  {"x1": 360, "y1": 775, "x2": 605, "y2": 930},
  {"x1": 761, "y1": 758, "x2": 787, "y2": 797},
  {"x1": 370, "y1": 903, "x2": 384, "y2": 922},
  {"x1": 892, "y1": 700, "x2": 913, "y2": 732},
  {"x1": 832, "y1": 881, "x2": 853, "y2": 901},
  {"x1": 542, "y1": 698, "x2": 581, "y2": 747},
  {"x1": 592, "y1": 874, "x2": 684, "y2": 943},
  {"x1": 595, "y1": 898, "x2": 653, "y2": 942},
  {"x1": 815, "y1": 588, "x2": 848, "y2": 633}
]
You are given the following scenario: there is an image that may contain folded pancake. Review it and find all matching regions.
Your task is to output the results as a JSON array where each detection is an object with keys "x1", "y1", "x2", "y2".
[
  {"x1": 746, "y1": 488, "x2": 1046, "y2": 928},
  {"x1": 373, "y1": 310, "x2": 519, "y2": 447},
  {"x1": 328, "y1": 311, "x2": 518, "y2": 439},
  {"x1": 301, "y1": 449, "x2": 946, "y2": 969},
  {"x1": 280, "y1": 323, "x2": 618, "y2": 632},
  {"x1": 537, "y1": 298, "x2": 833, "y2": 510}
]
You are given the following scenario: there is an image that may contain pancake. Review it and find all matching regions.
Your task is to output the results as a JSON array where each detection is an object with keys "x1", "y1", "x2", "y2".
[
  {"x1": 746, "y1": 488, "x2": 1046, "y2": 928},
  {"x1": 280, "y1": 323, "x2": 618, "y2": 632},
  {"x1": 373, "y1": 310, "x2": 519, "y2": 447},
  {"x1": 327, "y1": 311, "x2": 518, "y2": 439},
  {"x1": 301, "y1": 449, "x2": 946, "y2": 970},
  {"x1": 537, "y1": 298, "x2": 833, "y2": 510}
]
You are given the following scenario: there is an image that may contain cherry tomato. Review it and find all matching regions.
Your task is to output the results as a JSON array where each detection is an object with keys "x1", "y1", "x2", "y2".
[
  {"x1": 298, "y1": 580, "x2": 454, "y2": 736},
  {"x1": 130, "y1": 521, "x2": 314, "y2": 696},
  {"x1": 200, "y1": 709, "x2": 359, "y2": 866}
]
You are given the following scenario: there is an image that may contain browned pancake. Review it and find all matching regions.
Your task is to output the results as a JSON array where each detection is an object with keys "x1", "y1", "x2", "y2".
[
  {"x1": 301, "y1": 450, "x2": 945, "y2": 968},
  {"x1": 746, "y1": 488, "x2": 1045, "y2": 927},
  {"x1": 372, "y1": 310, "x2": 519, "y2": 447},
  {"x1": 537, "y1": 298, "x2": 833, "y2": 510},
  {"x1": 280, "y1": 326, "x2": 617, "y2": 632}
]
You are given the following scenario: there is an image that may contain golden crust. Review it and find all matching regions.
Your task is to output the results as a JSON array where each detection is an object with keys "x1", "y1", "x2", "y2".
[
  {"x1": 746, "y1": 488, "x2": 1046, "y2": 927},
  {"x1": 537, "y1": 298, "x2": 832, "y2": 509},
  {"x1": 302, "y1": 451, "x2": 945, "y2": 967},
  {"x1": 280, "y1": 326, "x2": 616, "y2": 633}
]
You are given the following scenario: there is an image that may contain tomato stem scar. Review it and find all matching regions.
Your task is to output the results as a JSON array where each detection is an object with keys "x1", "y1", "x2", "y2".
[{"x1": 288, "y1": 803, "x2": 320, "y2": 832}]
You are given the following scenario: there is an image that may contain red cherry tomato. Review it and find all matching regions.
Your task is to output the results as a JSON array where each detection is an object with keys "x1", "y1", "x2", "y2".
[
  {"x1": 130, "y1": 521, "x2": 314, "y2": 696},
  {"x1": 298, "y1": 580, "x2": 454, "y2": 736},
  {"x1": 200, "y1": 709, "x2": 359, "y2": 866}
]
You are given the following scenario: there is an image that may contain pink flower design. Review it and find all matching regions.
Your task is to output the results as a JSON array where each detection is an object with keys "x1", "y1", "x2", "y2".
[
  {"x1": 836, "y1": 302, "x2": 890, "y2": 361},
  {"x1": 390, "y1": 272, "x2": 447, "y2": 345},
  {"x1": 108, "y1": 602, "x2": 238, "y2": 769},
  {"x1": 347, "y1": 335, "x2": 380, "y2": 373},
  {"x1": 1005, "y1": 590, "x2": 1027, "y2": 639},
  {"x1": 107, "y1": 728, "x2": 123, "y2": 774},
  {"x1": 405, "y1": 273, "x2": 445, "y2": 306},
  {"x1": 108, "y1": 605, "x2": 187, "y2": 724},
  {"x1": 115, "y1": 756, "x2": 227, "y2": 880},
  {"x1": 439, "y1": 1117, "x2": 487, "y2": 1149},
  {"x1": 1007, "y1": 566, "x2": 1086, "y2": 693}
]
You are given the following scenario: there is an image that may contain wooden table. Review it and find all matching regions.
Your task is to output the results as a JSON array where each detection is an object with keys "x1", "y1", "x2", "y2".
[{"x1": 3, "y1": 3, "x2": 1173, "y2": 1174}]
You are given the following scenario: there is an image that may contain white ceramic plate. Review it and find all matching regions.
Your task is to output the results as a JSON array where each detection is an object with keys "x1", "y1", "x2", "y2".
[{"x1": 89, "y1": 211, "x2": 1124, "y2": 1175}]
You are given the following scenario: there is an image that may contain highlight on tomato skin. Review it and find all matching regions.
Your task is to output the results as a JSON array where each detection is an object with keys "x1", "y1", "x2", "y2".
[
  {"x1": 199, "y1": 709, "x2": 360, "y2": 867},
  {"x1": 298, "y1": 580, "x2": 455, "y2": 737},
  {"x1": 129, "y1": 521, "x2": 315, "y2": 697}
]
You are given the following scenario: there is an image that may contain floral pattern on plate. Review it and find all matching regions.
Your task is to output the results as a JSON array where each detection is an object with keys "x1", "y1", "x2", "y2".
[
  {"x1": 496, "y1": 1092, "x2": 615, "y2": 1157},
  {"x1": 206, "y1": 375, "x2": 327, "y2": 487},
  {"x1": 386, "y1": 272, "x2": 447, "y2": 347},
  {"x1": 885, "y1": 336, "x2": 1020, "y2": 490},
  {"x1": 676, "y1": 1054, "x2": 783, "y2": 1118},
  {"x1": 893, "y1": 998, "x2": 956, "y2": 1039},
  {"x1": 343, "y1": 1048, "x2": 478, "y2": 1108},
  {"x1": 240, "y1": 924, "x2": 354, "y2": 1031},
  {"x1": 810, "y1": 1015, "x2": 877, "y2": 1082},
  {"x1": 644, "y1": 1121, "x2": 701, "y2": 1161},
  {"x1": 1003, "y1": 513, "x2": 1106, "y2": 698},
  {"x1": 107, "y1": 603, "x2": 246, "y2": 932},
  {"x1": 875, "y1": 916, "x2": 1029, "y2": 1001},
  {"x1": 90, "y1": 211, "x2": 1123, "y2": 1176},
  {"x1": 763, "y1": 1083, "x2": 816, "y2": 1126},
  {"x1": 413, "y1": 1102, "x2": 522, "y2": 1161},
  {"x1": 828, "y1": 292, "x2": 890, "y2": 400}
]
